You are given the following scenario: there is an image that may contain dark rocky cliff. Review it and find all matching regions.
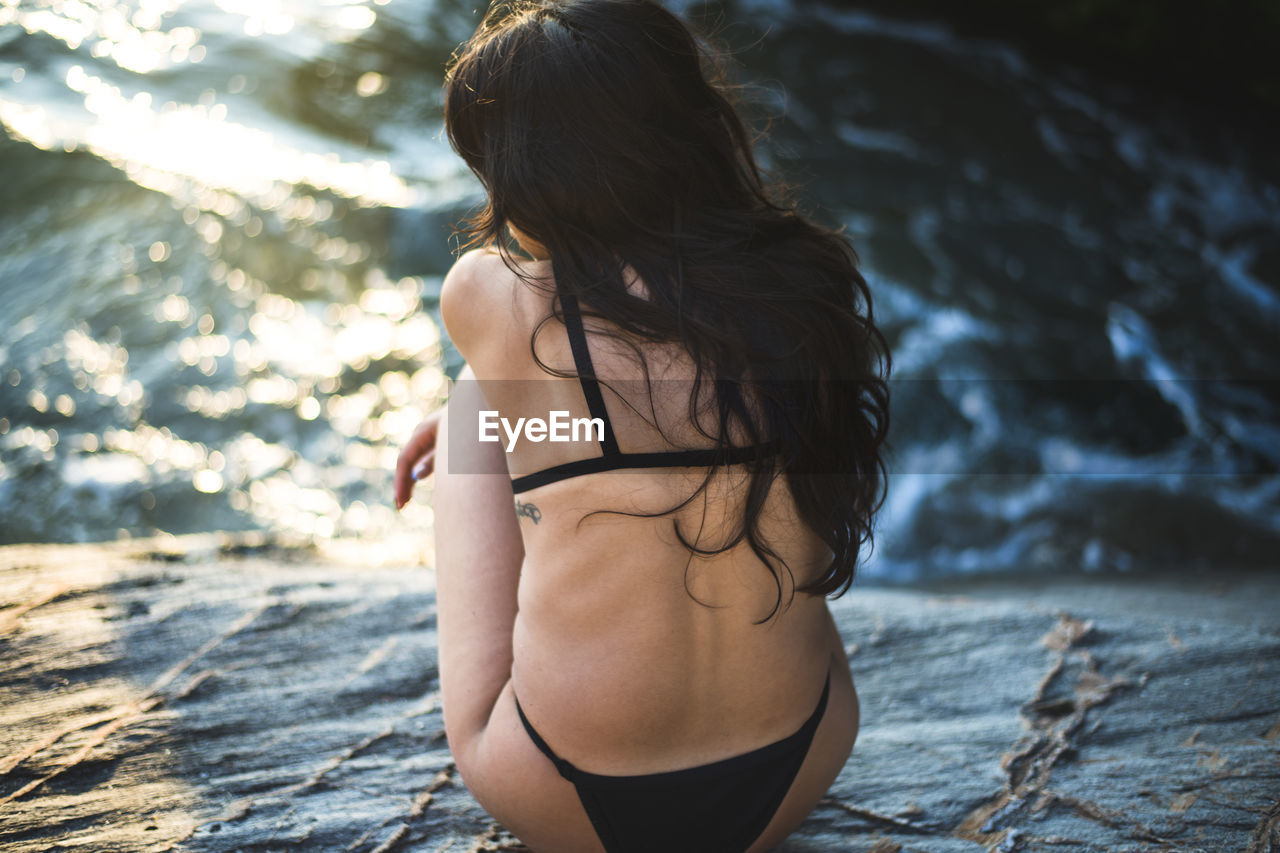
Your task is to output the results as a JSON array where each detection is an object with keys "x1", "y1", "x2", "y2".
[{"x1": 798, "y1": 0, "x2": 1280, "y2": 115}]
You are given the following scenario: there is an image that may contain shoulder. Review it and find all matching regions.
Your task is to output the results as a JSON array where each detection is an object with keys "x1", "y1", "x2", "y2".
[
  {"x1": 439, "y1": 248, "x2": 508, "y2": 341},
  {"x1": 439, "y1": 247, "x2": 551, "y2": 364}
]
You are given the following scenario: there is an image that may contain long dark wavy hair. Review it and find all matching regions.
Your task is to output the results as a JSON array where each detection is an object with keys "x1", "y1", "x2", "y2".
[{"x1": 444, "y1": 0, "x2": 890, "y2": 618}]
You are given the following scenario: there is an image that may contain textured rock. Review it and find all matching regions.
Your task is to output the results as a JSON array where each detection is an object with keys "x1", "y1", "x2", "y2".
[{"x1": 1, "y1": 536, "x2": 1276, "y2": 852}]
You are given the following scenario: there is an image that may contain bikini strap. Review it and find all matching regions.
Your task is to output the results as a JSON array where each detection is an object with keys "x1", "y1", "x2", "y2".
[
  {"x1": 560, "y1": 291, "x2": 621, "y2": 456},
  {"x1": 515, "y1": 695, "x2": 581, "y2": 782}
]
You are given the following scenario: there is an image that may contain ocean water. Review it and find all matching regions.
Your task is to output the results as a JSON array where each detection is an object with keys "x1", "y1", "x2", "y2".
[{"x1": 0, "y1": 0, "x2": 1276, "y2": 580}]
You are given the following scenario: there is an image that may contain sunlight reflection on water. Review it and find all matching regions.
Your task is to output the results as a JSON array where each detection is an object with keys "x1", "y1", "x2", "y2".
[{"x1": 0, "y1": 0, "x2": 459, "y2": 546}]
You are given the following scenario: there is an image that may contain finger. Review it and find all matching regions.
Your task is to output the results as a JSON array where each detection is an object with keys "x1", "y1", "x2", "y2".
[
  {"x1": 395, "y1": 422, "x2": 441, "y2": 508},
  {"x1": 412, "y1": 449, "x2": 436, "y2": 482},
  {"x1": 395, "y1": 448, "x2": 424, "y2": 509},
  {"x1": 395, "y1": 451, "x2": 427, "y2": 508},
  {"x1": 394, "y1": 451, "x2": 413, "y2": 508},
  {"x1": 394, "y1": 431, "x2": 430, "y2": 501},
  {"x1": 394, "y1": 410, "x2": 443, "y2": 509}
]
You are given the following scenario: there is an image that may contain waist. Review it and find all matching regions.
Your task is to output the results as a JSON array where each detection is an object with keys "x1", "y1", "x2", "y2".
[{"x1": 510, "y1": 581, "x2": 832, "y2": 774}]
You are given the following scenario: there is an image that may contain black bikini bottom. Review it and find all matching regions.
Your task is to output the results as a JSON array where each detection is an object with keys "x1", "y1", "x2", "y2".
[{"x1": 514, "y1": 673, "x2": 831, "y2": 853}]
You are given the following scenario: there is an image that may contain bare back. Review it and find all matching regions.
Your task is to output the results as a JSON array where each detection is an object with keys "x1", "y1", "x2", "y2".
[{"x1": 442, "y1": 248, "x2": 837, "y2": 775}]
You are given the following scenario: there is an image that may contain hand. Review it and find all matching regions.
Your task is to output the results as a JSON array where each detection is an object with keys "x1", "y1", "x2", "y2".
[{"x1": 394, "y1": 407, "x2": 445, "y2": 510}]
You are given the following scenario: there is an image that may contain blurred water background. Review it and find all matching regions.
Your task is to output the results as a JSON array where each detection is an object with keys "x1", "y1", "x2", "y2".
[{"x1": 1, "y1": 0, "x2": 1277, "y2": 581}]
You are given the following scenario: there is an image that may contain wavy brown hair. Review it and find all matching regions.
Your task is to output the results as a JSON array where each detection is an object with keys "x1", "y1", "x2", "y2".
[{"x1": 444, "y1": 0, "x2": 889, "y2": 618}]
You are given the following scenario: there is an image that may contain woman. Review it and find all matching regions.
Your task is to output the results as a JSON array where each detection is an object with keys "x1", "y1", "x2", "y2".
[{"x1": 394, "y1": 1, "x2": 889, "y2": 849}]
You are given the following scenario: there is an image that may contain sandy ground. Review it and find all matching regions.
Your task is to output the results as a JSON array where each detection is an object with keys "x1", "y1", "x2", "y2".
[{"x1": 1, "y1": 534, "x2": 1277, "y2": 852}]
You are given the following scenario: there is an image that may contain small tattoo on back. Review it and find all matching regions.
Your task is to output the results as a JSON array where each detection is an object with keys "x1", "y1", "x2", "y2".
[{"x1": 515, "y1": 500, "x2": 542, "y2": 524}]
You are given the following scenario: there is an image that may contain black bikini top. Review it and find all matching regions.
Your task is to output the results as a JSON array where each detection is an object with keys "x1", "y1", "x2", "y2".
[{"x1": 510, "y1": 293, "x2": 776, "y2": 494}]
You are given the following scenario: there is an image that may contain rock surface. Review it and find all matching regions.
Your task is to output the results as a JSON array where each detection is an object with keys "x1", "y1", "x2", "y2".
[{"x1": 1, "y1": 536, "x2": 1277, "y2": 852}]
